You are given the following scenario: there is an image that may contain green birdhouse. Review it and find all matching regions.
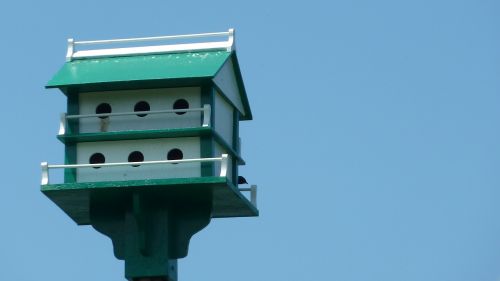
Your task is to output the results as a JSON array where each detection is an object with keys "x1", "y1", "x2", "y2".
[{"x1": 41, "y1": 29, "x2": 258, "y2": 281}]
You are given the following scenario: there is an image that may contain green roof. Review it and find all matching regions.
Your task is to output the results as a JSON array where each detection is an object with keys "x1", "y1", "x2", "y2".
[
  {"x1": 46, "y1": 50, "x2": 252, "y2": 120},
  {"x1": 46, "y1": 51, "x2": 231, "y2": 88}
]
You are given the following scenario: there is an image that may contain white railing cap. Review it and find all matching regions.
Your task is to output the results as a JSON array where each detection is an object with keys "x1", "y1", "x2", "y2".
[{"x1": 66, "y1": 28, "x2": 235, "y2": 62}]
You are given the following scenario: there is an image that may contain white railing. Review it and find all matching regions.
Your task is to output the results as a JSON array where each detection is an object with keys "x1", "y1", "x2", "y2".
[
  {"x1": 66, "y1": 29, "x2": 235, "y2": 61},
  {"x1": 41, "y1": 154, "x2": 228, "y2": 185},
  {"x1": 59, "y1": 104, "x2": 211, "y2": 135},
  {"x1": 239, "y1": 185, "x2": 258, "y2": 208}
]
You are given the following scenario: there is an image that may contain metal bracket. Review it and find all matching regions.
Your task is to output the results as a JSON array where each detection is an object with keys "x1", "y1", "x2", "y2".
[
  {"x1": 41, "y1": 162, "x2": 49, "y2": 185},
  {"x1": 220, "y1": 154, "x2": 229, "y2": 177},
  {"x1": 227, "y1": 28, "x2": 235, "y2": 52},
  {"x1": 250, "y1": 185, "x2": 257, "y2": 207},
  {"x1": 65, "y1": 38, "x2": 74, "y2": 62},
  {"x1": 239, "y1": 185, "x2": 258, "y2": 208},
  {"x1": 58, "y1": 113, "x2": 67, "y2": 135},
  {"x1": 202, "y1": 104, "x2": 211, "y2": 127}
]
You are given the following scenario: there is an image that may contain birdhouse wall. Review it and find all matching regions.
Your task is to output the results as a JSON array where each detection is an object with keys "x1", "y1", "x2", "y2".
[
  {"x1": 213, "y1": 59, "x2": 246, "y2": 116},
  {"x1": 78, "y1": 87, "x2": 202, "y2": 133},
  {"x1": 76, "y1": 138, "x2": 201, "y2": 182},
  {"x1": 213, "y1": 91, "x2": 234, "y2": 148}
]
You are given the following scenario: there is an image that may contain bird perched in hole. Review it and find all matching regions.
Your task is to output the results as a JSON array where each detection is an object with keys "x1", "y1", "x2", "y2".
[{"x1": 238, "y1": 176, "x2": 248, "y2": 184}]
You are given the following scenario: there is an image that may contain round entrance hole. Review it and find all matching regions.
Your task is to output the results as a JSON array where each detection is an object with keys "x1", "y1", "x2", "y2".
[
  {"x1": 89, "y1": 153, "x2": 105, "y2": 169},
  {"x1": 167, "y1": 148, "x2": 183, "y2": 164},
  {"x1": 128, "y1": 151, "x2": 144, "y2": 167},
  {"x1": 96, "y1": 103, "x2": 112, "y2": 119},
  {"x1": 134, "y1": 101, "x2": 150, "y2": 117},
  {"x1": 173, "y1": 99, "x2": 189, "y2": 115}
]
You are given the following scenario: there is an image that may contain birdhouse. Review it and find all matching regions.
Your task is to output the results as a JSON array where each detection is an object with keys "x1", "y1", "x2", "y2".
[{"x1": 41, "y1": 29, "x2": 258, "y2": 281}]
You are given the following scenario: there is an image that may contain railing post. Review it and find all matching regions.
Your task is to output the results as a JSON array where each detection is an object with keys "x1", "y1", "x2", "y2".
[
  {"x1": 227, "y1": 28, "x2": 235, "y2": 52},
  {"x1": 66, "y1": 38, "x2": 74, "y2": 62},
  {"x1": 220, "y1": 154, "x2": 229, "y2": 177},
  {"x1": 58, "y1": 113, "x2": 67, "y2": 135},
  {"x1": 250, "y1": 185, "x2": 257, "y2": 207},
  {"x1": 202, "y1": 104, "x2": 211, "y2": 127},
  {"x1": 41, "y1": 162, "x2": 49, "y2": 185}
]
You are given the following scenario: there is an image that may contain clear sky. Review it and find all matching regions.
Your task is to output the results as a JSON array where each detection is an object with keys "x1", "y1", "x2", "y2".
[{"x1": 1, "y1": 0, "x2": 499, "y2": 280}]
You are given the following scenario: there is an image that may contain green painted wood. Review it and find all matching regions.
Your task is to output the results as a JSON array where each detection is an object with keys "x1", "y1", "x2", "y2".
[
  {"x1": 229, "y1": 54, "x2": 253, "y2": 121},
  {"x1": 41, "y1": 176, "x2": 258, "y2": 225},
  {"x1": 43, "y1": 176, "x2": 227, "y2": 191},
  {"x1": 57, "y1": 127, "x2": 213, "y2": 143},
  {"x1": 90, "y1": 189, "x2": 209, "y2": 280},
  {"x1": 211, "y1": 128, "x2": 245, "y2": 165},
  {"x1": 211, "y1": 54, "x2": 253, "y2": 121},
  {"x1": 56, "y1": 127, "x2": 245, "y2": 164},
  {"x1": 232, "y1": 110, "x2": 240, "y2": 184},
  {"x1": 64, "y1": 144, "x2": 77, "y2": 183},
  {"x1": 62, "y1": 77, "x2": 209, "y2": 95},
  {"x1": 200, "y1": 85, "x2": 215, "y2": 177},
  {"x1": 64, "y1": 91, "x2": 79, "y2": 183},
  {"x1": 47, "y1": 52, "x2": 253, "y2": 120},
  {"x1": 47, "y1": 51, "x2": 231, "y2": 88}
]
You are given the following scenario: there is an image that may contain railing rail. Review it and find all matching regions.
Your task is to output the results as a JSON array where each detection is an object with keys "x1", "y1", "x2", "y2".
[
  {"x1": 41, "y1": 154, "x2": 228, "y2": 185},
  {"x1": 239, "y1": 185, "x2": 258, "y2": 207},
  {"x1": 75, "y1": 31, "x2": 232, "y2": 45},
  {"x1": 59, "y1": 104, "x2": 211, "y2": 135},
  {"x1": 66, "y1": 29, "x2": 235, "y2": 61}
]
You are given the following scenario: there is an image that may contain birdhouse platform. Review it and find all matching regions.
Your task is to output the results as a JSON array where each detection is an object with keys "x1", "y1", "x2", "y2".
[{"x1": 42, "y1": 174, "x2": 257, "y2": 225}]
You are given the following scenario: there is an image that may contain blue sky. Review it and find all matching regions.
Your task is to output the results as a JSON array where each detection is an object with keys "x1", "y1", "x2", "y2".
[{"x1": 1, "y1": 0, "x2": 499, "y2": 280}]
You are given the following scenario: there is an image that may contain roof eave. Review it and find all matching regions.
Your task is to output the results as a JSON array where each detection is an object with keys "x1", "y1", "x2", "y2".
[
  {"x1": 46, "y1": 77, "x2": 214, "y2": 95},
  {"x1": 229, "y1": 52, "x2": 253, "y2": 121}
]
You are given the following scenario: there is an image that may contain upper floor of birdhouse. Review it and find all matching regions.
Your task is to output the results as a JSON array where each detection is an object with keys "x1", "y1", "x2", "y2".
[{"x1": 47, "y1": 29, "x2": 251, "y2": 139}]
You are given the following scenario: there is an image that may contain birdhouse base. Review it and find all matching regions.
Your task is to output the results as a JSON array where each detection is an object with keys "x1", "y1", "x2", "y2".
[{"x1": 41, "y1": 176, "x2": 258, "y2": 225}]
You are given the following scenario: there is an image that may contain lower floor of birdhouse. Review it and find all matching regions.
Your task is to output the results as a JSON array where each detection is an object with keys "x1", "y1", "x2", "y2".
[{"x1": 41, "y1": 176, "x2": 258, "y2": 225}]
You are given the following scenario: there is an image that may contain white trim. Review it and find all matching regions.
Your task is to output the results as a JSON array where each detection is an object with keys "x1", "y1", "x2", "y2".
[
  {"x1": 202, "y1": 104, "x2": 211, "y2": 127},
  {"x1": 75, "y1": 31, "x2": 231, "y2": 45},
  {"x1": 58, "y1": 113, "x2": 67, "y2": 135},
  {"x1": 239, "y1": 185, "x2": 258, "y2": 208},
  {"x1": 220, "y1": 154, "x2": 229, "y2": 177},
  {"x1": 213, "y1": 60, "x2": 246, "y2": 115},
  {"x1": 41, "y1": 162, "x2": 49, "y2": 185},
  {"x1": 65, "y1": 105, "x2": 208, "y2": 119},
  {"x1": 40, "y1": 154, "x2": 229, "y2": 185},
  {"x1": 66, "y1": 29, "x2": 235, "y2": 61},
  {"x1": 250, "y1": 185, "x2": 257, "y2": 207},
  {"x1": 48, "y1": 157, "x2": 221, "y2": 169},
  {"x1": 227, "y1": 28, "x2": 235, "y2": 52},
  {"x1": 58, "y1": 105, "x2": 211, "y2": 135},
  {"x1": 65, "y1": 39, "x2": 74, "y2": 62}
]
